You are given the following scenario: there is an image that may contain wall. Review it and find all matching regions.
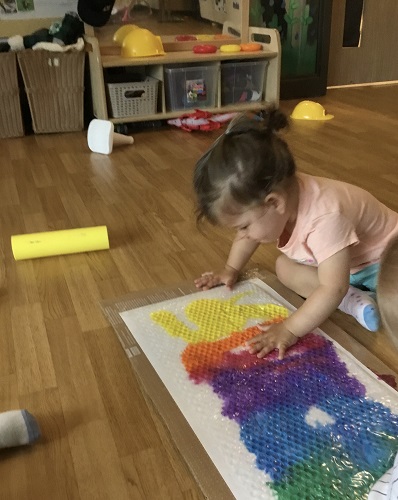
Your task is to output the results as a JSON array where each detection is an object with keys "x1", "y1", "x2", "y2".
[
  {"x1": 0, "y1": 0, "x2": 77, "y2": 20},
  {"x1": 0, "y1": 0, "x2": 77, "y2": 37},
  {"x1": 0, "y1": 18, "x2": 58, "y2": 37},
  {"x1": 142, "y1": 0, "x2": 196, "y2": 12}
]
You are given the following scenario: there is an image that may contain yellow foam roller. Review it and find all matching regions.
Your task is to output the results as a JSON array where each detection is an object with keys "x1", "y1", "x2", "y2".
[{"x1": 11, "y1": 226, "x2": 109, "y2": 261}]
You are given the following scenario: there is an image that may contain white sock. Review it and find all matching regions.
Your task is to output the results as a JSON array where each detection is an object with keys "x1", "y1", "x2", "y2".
[
  {"x1": 0, "y1": 410, "x2": 41, "y2": 449},
  {"x1": 338, "y1": 286, "x2": 380, "y2": 332}
]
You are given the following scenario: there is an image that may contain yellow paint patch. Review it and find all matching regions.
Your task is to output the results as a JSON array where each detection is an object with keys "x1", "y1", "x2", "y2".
[{"x1": 151, "y1": 292, "x2": 289, "y2": 343}]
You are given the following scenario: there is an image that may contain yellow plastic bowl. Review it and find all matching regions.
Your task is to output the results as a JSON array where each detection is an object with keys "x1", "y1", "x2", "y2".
[
  {"x1": 195, "y1": 34, "x2": 214, "y2": 41},
  {"x1": 220, "y1": 44, "x2": 241, "y2": 53}
]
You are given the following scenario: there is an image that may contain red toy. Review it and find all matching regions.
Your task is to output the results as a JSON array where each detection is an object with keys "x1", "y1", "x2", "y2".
[
  {"x1": 175, "y1": 35, "x2": 197, "y2": 41},
  {"x1": 167, "y1": 109, "x2": 237, "y2": 132},
  {"x1": 192, "y1": 44, "x2": 217, "y2": 54}
]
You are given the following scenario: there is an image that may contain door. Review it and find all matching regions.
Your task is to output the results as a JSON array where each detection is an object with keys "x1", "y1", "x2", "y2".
[{"x1": 328, "y1": 0, "x2": 398, "y2": 86}]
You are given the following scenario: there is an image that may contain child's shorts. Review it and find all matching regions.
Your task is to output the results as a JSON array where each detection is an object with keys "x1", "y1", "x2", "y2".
[{"x1": 349, "y1": 263, "x2": 380, "y2": 292}]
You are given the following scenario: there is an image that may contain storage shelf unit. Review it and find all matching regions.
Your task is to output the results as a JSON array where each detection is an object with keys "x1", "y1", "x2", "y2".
[{"x1": 85, "y1": 26, "x2": 281, "y2": 124}]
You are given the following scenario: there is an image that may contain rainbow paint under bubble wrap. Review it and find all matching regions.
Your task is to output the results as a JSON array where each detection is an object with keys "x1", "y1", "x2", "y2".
[{"x1": 120, "y1": 279, "x2": 398, "y2": 499}]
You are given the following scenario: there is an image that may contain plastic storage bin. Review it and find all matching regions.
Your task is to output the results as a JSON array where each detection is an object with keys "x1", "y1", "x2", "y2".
[
  {"x1": 164, "y1": 64, "x2": 218, "y2": 112},
  {"x1": 221, "y1": 59, "x2": 268, "y2": 105},
  {"x1": 0, "y1": 52, "x2": 24, "y2": 139},
  {"x1": 18, "y1": 50, "x2": 85, "y2": 134},
  {"x1": 106, "y1": 75, "x2": 159, "y2": 118}
]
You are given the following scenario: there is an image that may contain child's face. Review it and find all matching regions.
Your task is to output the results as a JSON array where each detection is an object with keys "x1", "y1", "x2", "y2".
[{"x1": 219, "y1": 201, "x2": 289, "y2": 244}]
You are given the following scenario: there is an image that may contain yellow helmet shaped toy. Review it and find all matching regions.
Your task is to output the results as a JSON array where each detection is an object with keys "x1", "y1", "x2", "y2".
[
  {"x1": 121, "y1": 27, "x2": 165, "y2": 58},
  {"x1": 113, "y1": 24, "x2": 138, "y2": 46},
  {"x1": 290, "y1": 100, "x2": 334, "y2": 121}
]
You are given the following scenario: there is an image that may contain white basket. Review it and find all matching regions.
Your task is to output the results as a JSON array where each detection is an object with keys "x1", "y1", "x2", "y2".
[{"x1": 107, "y1": 76, "x2": 159, "y2": 118}]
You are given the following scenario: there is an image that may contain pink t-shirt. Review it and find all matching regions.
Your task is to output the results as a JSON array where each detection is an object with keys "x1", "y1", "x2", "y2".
[{"x1": 278, "y1": 173, "x2": 398, "y2": 273}]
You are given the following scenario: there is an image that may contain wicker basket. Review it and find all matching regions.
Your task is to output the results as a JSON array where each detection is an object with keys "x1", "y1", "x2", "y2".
[
  {"x1": 106, "y1": 76, "x2": 159, "y2": 118},
  {"x1": 17, "y1": 50, "x2": 85, "y2": 134},
  {"x1": 0, "y1": 52, "x2": 24, "y2": 139}
]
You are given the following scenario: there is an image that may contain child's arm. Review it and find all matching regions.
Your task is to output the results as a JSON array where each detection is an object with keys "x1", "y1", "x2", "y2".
[
  {"x1": 195, "y1": 236, "x2": 260, "y2": 290},
  {"x1": 247, "y1": 248, "x2": 351, "y2": 358}
]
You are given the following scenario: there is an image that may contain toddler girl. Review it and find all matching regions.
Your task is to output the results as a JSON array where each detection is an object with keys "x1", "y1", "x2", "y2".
[{"x1": 193, "y1": 108, "x2": 398, "y2": 359}]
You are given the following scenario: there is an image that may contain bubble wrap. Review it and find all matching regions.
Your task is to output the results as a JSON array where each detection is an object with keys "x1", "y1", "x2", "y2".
[{"x1": 120, "y1": 279, "x2": 398, "y2": 499}]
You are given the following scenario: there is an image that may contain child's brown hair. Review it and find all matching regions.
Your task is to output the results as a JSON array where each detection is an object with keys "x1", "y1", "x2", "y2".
[
  {"x1": 193, "y1": 107, "x2": 296, "y2": 225},
  {"x1": 378, "y1": 235, "x2": 398, "y2": 349}
]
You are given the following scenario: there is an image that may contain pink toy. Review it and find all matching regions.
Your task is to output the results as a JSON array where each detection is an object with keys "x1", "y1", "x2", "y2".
[{"x1": 167, "y1": 109, "x2": 237, "y2": 132}]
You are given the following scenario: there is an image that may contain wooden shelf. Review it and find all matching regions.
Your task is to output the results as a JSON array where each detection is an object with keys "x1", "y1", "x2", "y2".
[
  {"x1": 101, "y1": 49, "x2": 278, "y2": 68},
  {"x1": 85, "y1": 20, "x2": 281, "y2": 124},
  {"x1": 110, "y1": 101, "x2": 270, "y2": 124}
]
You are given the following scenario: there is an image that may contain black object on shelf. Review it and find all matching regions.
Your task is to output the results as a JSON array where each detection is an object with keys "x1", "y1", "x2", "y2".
[{"x1": 251, "y1": 0, "x2": 332, "y2": 99}]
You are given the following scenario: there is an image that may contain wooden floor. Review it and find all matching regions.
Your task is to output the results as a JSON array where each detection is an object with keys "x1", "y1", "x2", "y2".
[{"x1": 1, "y1": 84, "x2": 398, "y2": 499}]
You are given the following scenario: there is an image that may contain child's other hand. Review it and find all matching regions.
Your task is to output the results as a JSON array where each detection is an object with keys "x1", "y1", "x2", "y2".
[
  {"x1": 246, "y1": 322, "x2": 298, "y2": 360},
  {"x1": 194, "y1": 266, "x2": 239, "y2": 291}
]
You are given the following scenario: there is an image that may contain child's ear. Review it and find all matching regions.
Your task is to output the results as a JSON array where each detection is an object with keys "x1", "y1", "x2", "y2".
[{"x1": 264, "y1": 192, "x2": 286, "y2": 214}]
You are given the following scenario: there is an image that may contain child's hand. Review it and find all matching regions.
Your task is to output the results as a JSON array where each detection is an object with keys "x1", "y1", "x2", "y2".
[
  {"x1": 194, "y1": 265, "x2": 239, "y2": 291},
  {"x1": 246, "y1": 322, "x2": 298, "y2": 360}
]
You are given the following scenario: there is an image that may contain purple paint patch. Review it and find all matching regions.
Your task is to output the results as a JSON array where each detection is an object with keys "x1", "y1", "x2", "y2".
[{"x1": 211, "y1": 337, "x2": 365, "y2": 422}]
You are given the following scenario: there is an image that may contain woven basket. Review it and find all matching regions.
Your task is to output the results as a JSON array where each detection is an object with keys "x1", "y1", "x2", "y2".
[
  {"x1": 17, "y1": 50, "x2": 85, "y2": 134},
  {"x1": 0, "y1": 52, "x2": 24, "y2": 139},
  {"x1": 107, "y1": 77, "x2": 159, "y2": 118}
]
